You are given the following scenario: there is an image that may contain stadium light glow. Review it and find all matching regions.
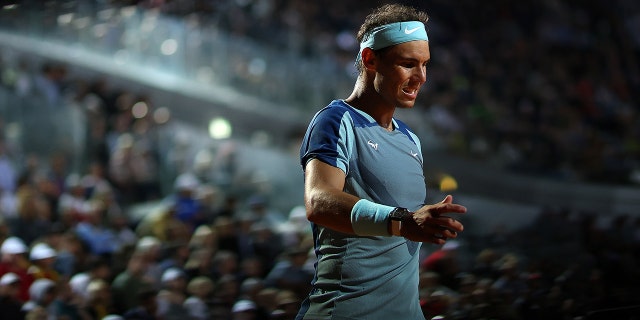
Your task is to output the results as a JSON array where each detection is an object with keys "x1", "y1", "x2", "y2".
[
  {"x1": 153, "y1": 107, "x2": 171, "y2": 124},
  {"x1": 132, "y1": 101, "x2": 148, "y2": 119},
  {"x1": 161, "y1": 39, "x2": 178, "y2": 55},
  {"x1": 209, "y1": 117, "x2": 232, "y2": 140}
]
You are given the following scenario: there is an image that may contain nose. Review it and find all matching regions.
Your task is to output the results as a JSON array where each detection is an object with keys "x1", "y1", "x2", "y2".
[{"x1": 413, "y1": 66, "x2": 427, "y2": 84}]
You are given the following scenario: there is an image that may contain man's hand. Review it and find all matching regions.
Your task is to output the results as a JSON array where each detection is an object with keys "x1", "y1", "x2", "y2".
[{"x1": 401, "y1": 195, "x2": 466, "y2": 244}]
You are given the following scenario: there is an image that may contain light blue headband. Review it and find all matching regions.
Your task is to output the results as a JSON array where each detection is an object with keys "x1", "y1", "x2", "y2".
[{"x1": 357, "y1": 21, "x2": 428, "y2": 63}]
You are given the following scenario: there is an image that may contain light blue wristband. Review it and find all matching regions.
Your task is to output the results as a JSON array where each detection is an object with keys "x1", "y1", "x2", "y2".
[{"x1": 350, "y1": 199, "x2": 395, "y2": 236}]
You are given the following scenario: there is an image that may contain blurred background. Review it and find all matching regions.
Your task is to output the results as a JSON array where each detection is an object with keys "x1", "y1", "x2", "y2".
[{"x1": 0, "y1": 0, "x2": 638, "y2": 319}]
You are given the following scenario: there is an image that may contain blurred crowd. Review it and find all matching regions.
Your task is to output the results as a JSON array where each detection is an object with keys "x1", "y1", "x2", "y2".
[
  {"x1": 2, "y1": 0, "x2": 639, "y2": 184},
  {"x1": 0, "y1": 55, "x2": 639, "y2": 320},
  {"x1": 0, "y1": 0, "x2": 639, "y2": 319},
  {"x1": 136, "y1": 0, "x2": 640, "y2": 185}
]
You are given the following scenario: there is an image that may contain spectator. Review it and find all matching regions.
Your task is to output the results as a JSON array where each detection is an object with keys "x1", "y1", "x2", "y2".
[
  {"x1": 213, "y1": 194, "x2": 240, "y2": 220},
  {"x1": 211, "y1": 274, "x2": 240, "y2": 316},
  {"x1": 418, "y1": 272, "x2": 459, "y2": 319},
  {"x1": 0, "y1": 272, "x2": 25, "y2": 320},
  {"x1": 183, "y1": 247, "x2": 214, "y2": 280},
  {"x1": 0, "y1": 138, "x2": 17, "y2": 194},
  {"x1": 57, "y1": 173, "x2": 91, "y2": 229},
  {"x1": 84, "y1": 256, "x2": 113, "y2": 284},
  {"x1": 211, "y1": 250, "x2": 240, "y2": 280},
  {"x1": 193, "y1": 184, "x2": 220, "y2": 225},
  {"x1": 134, "y1": 236, "x2": 164, "y2": 288},
  {"x1": 171, "y1": 172, "x2": 205, "y2": 231},
  {"x1": 53, "y1": 232, "x2": 87, "y2": 279},
  {"x1": 74, "y1": 202, "x2": 119, "y2": 260},
  {"x1": 50, "y1": 280, "x2": 89, "y2": 320},
  {"x1": 129, "y1": 141, "x2": 162, "y2": 204},
  {"x1": 188, "y1": 225, "x2": 217, "y2": 251},
  {"x1": 184, "y1": 276, "x2": 214, "y2": 320},
  {"x1": 108, "y1": 133, "x2": 137, "y2": 204},
  {"x1": 277, "y1": 205, "x2": 312, "y2": 248},
  {"x1": 238, "y1": 257, "x2": 267, "y2": 282},
  {"x1": 13, "y1": 174, "x2": 52, "y2": 245},
  {"x1": 8, "y1": 59, "x2": 33, "y2": 98},
  {"x1": 246, "y1": 221, "x2": 282, "y2": 271},
  {"x1": 491, "y1": 254, "x2": 528, "y2": 305},
  {"x1": 21, "y1": 278, "x2": 57, "y2": 316},
  {"x1": 254, "y1": 287, "x2": 279, "y2": 318},
  {"x1": 271, "y1": 289, "x2": 301, "y2": 320},
  {"x1": 263, "y1": 246, "x2": 313, "y2": 300},
  {"x1": 68, "y1": 272, "x2": 91, "y2": 304},
  {"x1": 135, "y1": 202, "x2": 190, "y2": 243},
  {"x1": 27, "y1": 242, "x2": 60, "y2": 282},
  {"x1": 213, "y1": 216, "x2": 241, "y2": 257},
  {"x1": 228, "y1": 214, "x2": 256, "y2": 261},
  {"x1": 32, "y1": 62, "x2": 67, "y2": 108},
  {"x1": 231, "y1": 299, "x2": 258, "y2": 320},
  {"x1": 122, "y1": 287, "x2": 159, "y2": 320},
  {"x1": 421, "y1": 240, "x2": 463, "y2": 290},
  {"x1": 238, "y1": 277, "x2": 264, "y2": 305},
  {"x1": 80, "y1": 162, "x2": 114, "y2": 204},
  {"x1": 0, "y1": 216, "x2": 8, "y2": 242},
  {"x1": 110, "y1": 213, "x2": 138, "y2": 256},
  {"x1": 156, "y1": 267, "x2": 189, "y2": 320},
  {"x1": 0, "y1": 236, "x2": 34, "y2": 302},
  {"x1": 83, "y1": 279, "x2": 114, "y2": 319},
  {"x1": 471, "y1": 248, "x2": 500, "y2": 280},
  {"x1": 111, "y1": 252, "x2": 153, "y2": 314},
  {"x1": 157, "y1": 241, "x2": 190, "y2": 276},
  {"x1": 37, "y1": 153, "x2": 68, "y2": 224},
  {"x1": 0, "y1": 187, "x2": 18, "y2": 225},
  {"x1": 239, "y1": 195, "x2": 286, "y2": 231}
]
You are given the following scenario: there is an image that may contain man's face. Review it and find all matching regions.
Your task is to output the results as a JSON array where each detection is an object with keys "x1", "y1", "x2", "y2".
[{"x1": 373, "y1": 40, "x2": 430, "y2": 109}]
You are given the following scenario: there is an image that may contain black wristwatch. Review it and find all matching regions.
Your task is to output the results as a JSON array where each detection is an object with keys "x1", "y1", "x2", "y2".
[{"x1": 389, "y1": 207, "x2": 412, "y2": 221}]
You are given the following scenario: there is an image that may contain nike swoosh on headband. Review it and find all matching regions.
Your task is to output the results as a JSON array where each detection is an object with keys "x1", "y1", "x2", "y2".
[{"x1": 404, "y1": 26, "x2": 421, "y2": 34}]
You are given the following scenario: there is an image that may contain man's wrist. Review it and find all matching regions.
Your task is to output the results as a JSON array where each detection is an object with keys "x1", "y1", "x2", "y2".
[
  {"x1": 388, "y1": 207, "x2": 412, "y2": 237},
  {"x1": 351, "y1": 199, "x2": 396, "y2": 236},
  {"x1": 389, "y1": 219, "x2": 402, "y2": 236}
]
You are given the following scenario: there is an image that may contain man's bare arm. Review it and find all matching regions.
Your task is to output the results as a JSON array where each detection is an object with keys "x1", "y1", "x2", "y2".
[{"x1": 304, "y1": 159, "x2": 360, "y2": 234}]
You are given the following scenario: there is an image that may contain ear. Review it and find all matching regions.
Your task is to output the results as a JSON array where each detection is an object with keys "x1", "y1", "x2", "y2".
[{"x1": 361, "y1": 47, "x2": 377, "y2": 72}]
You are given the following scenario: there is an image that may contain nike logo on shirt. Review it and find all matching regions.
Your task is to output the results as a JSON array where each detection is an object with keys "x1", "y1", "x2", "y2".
[{"x1": 367, "y1": 140, "x2": 378, "y2": 150}]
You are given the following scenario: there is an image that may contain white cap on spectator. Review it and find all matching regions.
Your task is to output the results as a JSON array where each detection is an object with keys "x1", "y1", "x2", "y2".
[
  {"x1": 136, "y1": 236, "x2": 161, "y2": 252},
  {"x1": 102, "y1": 316, "x2": 124, "y2": 320},
  {"x1": 30, "y1": 243, "x2": 57, "y2": 260},
  {"x1": 1, "y1": 236, "x2": 28, "y2": 255},
  {"x1": 232, "y1": 299, "x2": 257, "y2": 313},
  {"x1": 29, "y1": 278, "x2": 56, "y2": 301},
  {"x1": 69, "y1": 273, "x2": 91, "y2": 298},
  {"x1": 174, "y1": 173, "x2": 200, "y2": 191},
  {"x1": 0, "y1": 272, "x2": 20, "y2": 286},
  {"x1": 161, "y1": 267, "x2": 185, "y2": 283}
]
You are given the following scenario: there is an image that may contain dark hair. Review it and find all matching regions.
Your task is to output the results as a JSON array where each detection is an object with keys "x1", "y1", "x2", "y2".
[
  {"x1": 355, "y1": 4, "x2": 429, "y2": 72},
  {"x1": 357, "y1": 4, "x2": 429, "y2": 43}
]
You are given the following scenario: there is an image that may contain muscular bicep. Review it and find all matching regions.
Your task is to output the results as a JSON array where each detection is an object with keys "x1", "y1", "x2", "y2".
[
  {"x1": 305, "y1": 158, "x2": 346, "y2": 193},
  {"x1": 304, "y1": 159, "x2": 359, "y2": 234}
]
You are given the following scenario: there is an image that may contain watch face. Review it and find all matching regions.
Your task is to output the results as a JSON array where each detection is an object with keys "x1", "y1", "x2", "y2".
[{"x1": 391, "y1": 208, "x2": 410, "y2": 220}]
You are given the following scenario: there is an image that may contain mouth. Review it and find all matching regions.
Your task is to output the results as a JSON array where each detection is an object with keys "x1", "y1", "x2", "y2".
[{"x1": 402, "y1": 87, "x2": 419, "y2": 99}]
